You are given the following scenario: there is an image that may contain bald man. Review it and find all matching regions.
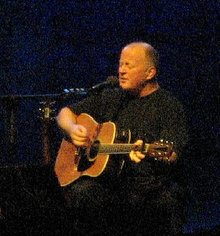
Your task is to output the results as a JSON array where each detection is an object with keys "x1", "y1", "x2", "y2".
[{"x1": 56, "y1": 42, "x2": 189, "y2": 235}]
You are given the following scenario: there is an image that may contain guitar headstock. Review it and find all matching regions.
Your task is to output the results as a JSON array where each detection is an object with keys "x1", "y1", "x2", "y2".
[{"x1": 148, "y1": 140, "x2": 174, "y2": 159}]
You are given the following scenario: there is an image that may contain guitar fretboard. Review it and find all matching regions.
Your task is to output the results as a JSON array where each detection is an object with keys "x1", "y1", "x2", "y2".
[{"x1": 98, "y1": 143, "x2": 150, "y2": 154}]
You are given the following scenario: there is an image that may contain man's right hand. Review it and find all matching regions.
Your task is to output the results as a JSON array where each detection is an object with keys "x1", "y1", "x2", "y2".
[
  {"x1": 69, "y1": 124, "x2": 89, "y2": 147},
  {"x1": 56, "y1": 107, "x2": 89, "y2": 147}
]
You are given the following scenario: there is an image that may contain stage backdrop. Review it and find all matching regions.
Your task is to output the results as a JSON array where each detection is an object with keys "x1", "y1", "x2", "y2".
[{"x1": 0, "y1": 1, "x2": 219, "y2": 233}]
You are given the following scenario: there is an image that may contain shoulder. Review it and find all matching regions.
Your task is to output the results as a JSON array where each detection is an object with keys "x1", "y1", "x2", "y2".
[
  {"x1": 100, "y1": 87, "x2": 125, "y2": 105},
  {"x1": 101, "y1": 87, "x2": 124, "y2": 98},
  {"x1": 157, "y1": 88, "x2": 177, "y2": 100},
  {"x1": 156, "y1": 88, "x2": 184, "y2": 108}
]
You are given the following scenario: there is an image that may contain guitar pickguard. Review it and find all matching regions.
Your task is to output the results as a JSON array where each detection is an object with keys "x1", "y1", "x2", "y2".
[{"x1": 77, "y1": 141, "x2": 100, "y2": 171}]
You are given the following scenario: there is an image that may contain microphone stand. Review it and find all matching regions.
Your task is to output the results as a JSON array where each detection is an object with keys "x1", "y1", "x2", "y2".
[
  {"x1": 1, "y1": 97, "x2": 18, "y2": 162},
  {"x1": 0, "y1": 88, "x2": 87, "y2": 165},
  {"x1": 39, "y1": 100, "x2": 56, "y2": 165}
]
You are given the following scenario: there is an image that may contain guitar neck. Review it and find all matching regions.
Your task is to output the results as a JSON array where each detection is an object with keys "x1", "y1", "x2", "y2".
[{"x1": 98, "y1": 143, "x2": 150, "y2": 155}]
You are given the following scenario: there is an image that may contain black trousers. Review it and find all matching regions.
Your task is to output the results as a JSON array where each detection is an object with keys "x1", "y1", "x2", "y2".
[{"x1": 62, "y1": 177, "x2": 186, "y2": 236}]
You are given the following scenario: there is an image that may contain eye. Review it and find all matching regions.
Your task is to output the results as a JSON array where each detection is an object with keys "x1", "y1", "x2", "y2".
[
  {"x1": 119, "y1": 61, "x2": 135, "y2": 69},
  {"x1": 127, "y1": 63, "x2": 135, "y2": 69}
]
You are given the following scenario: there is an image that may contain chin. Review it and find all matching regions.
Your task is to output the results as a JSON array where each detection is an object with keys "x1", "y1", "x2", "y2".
[
  {"x1": 120, "y1": 85, "x2": 129, "y2": 91},
  {"x1": 121, "y1": 85, "x2": 135, "y2": 91},
  {"x1": 120, "y1": 82, "x2": 130, "y2": 90},
  {"x1": 120, "y1": 85, "x2": 139, "y2": 95}
]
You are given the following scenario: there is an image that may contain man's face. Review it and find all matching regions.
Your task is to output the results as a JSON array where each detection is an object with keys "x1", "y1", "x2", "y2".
[{"x1": 118, "y1": 45, "x2": 149, "y2": 92}]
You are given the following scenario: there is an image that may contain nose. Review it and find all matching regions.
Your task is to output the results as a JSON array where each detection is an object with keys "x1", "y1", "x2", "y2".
[{"x1": 119, "y1": 65, "x2": 126, "y2": 75}]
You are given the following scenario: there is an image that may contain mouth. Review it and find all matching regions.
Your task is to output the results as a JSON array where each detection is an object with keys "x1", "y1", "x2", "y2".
[{"x1": 119, "y1": 77, "x2": 128, "y2": 83}]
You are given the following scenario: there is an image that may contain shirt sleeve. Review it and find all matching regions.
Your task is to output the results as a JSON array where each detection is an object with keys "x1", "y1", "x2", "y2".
[
  {"x1": 159, "y1": 96, "x2": 189, "y2": 158},
  {"x1": 67, "y1": 88, "x2": 123, "y2": 123},
  {"x1": 67, "y1": 93, "x2": 104, "y2": 122}
]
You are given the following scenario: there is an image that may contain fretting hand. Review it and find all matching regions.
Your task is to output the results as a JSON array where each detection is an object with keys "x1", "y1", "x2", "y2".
[
  {"x1": 129, "y1": 140, "x2": 177, "y2": 163},
  {"x1": 129, "y1": 140, "x2": 146, "y2": 163}
]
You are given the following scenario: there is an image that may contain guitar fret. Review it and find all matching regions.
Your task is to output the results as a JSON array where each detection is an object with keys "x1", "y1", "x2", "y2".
[
  {"x1": 99, "y1": 144, "x2": 149, "y2": 154},
  {"x1": 99, "y1": 144, "x2": 132, "y2": 154}
]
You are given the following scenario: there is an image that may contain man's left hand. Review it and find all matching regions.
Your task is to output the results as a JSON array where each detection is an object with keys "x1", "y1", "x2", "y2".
[
  {"x1": 129, "y1": 140, "x2": 178, "y2": 163},
  {"x1": 129, "y1": 140, "x2": 146, "y2": 163}
]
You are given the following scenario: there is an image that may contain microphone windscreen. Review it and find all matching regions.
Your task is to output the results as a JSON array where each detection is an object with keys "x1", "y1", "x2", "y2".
[{"x1": 106, "y1": 76, "x2": 119, "y2": 86}]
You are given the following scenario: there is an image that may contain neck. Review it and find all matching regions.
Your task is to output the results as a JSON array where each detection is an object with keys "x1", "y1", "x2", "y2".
[{"x1": 139, "y1": 81, "x2": 160, "y2": 97}]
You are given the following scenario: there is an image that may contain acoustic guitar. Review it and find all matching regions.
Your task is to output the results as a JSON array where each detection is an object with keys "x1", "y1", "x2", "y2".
[{"x1": 54, "y1": 113, "x2": 173, "y2": 186}]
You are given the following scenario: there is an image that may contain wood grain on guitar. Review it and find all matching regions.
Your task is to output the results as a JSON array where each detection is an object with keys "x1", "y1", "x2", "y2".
[{"x1": 54, "y1": 113, "x2": 173, "y2": 186}]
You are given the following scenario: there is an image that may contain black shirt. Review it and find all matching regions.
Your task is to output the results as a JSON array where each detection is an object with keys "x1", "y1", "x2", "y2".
[{"x1": 69, "y1": 87, "x2": 189, "y2": 186}]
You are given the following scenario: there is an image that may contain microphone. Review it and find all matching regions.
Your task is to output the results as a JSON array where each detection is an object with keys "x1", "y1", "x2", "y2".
[
  {"x1": 63, "y1": 76, "x2": 119, "y2": 97},
  {"x1": 89, "y1": 76, "x2": 119, "y2": 93}
]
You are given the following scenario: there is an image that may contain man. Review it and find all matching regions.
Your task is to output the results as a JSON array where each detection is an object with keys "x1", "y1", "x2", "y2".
[{"x1": 56, "y1": 42, "x2": 189, "y2": 235}]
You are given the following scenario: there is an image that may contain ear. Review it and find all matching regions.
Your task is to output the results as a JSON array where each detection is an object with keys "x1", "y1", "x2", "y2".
[{"x1": 146, "y1": 67, "x2": 157, "y2": 80}]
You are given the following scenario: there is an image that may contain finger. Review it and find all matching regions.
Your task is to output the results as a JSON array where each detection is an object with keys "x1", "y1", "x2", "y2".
[
  {"x1": 136, "y1": 152, "x2": 145, "y2": 159},
  {"x1": 129, "y1": 151, "x2": 141, "y2": 163},
  {"x1": 73, "y1": 140, "x2": 88, "y2": 147},
  {"x1": 74, "y1": 125, "x2": 88, "y2": 137},
  {"x1": 134, "y1": 140, "x2": 143, "y2": 145},
  {"x1": 71, "y1": 135, "x2": 89, "y2": 146},
  {"x1": 133, "y1": 140, "x2": 143, "y2": 150},
  {"x1": 71, "y1": 133, "x2": 88, "y2": 142}
]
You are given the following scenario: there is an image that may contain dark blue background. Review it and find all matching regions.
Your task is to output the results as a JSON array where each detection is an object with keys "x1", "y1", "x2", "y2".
[{"x1": 0, "y1": 1, "x2": 219, "y2": 234}]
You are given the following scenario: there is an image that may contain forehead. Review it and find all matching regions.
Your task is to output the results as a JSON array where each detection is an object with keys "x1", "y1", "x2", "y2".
[{"x1": 120, "y1": 45, "x2": 147, "y2": 63}]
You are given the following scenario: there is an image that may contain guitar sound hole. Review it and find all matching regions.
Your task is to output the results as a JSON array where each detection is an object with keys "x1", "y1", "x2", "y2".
[
  {"x1": 77, "y1": 147, "x2": 93, "y2": 171},
  {"x1": 89, "y1": 140, "x2": 100, "y2": 159}
]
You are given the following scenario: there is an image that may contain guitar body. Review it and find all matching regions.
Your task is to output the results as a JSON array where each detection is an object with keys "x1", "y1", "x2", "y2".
[
  {"x1": 54, "y1": 113, "x2": 116, "y2": 186},
  {"x1": 55, "y1": 113, "x2": 173, "y2": 187}
]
